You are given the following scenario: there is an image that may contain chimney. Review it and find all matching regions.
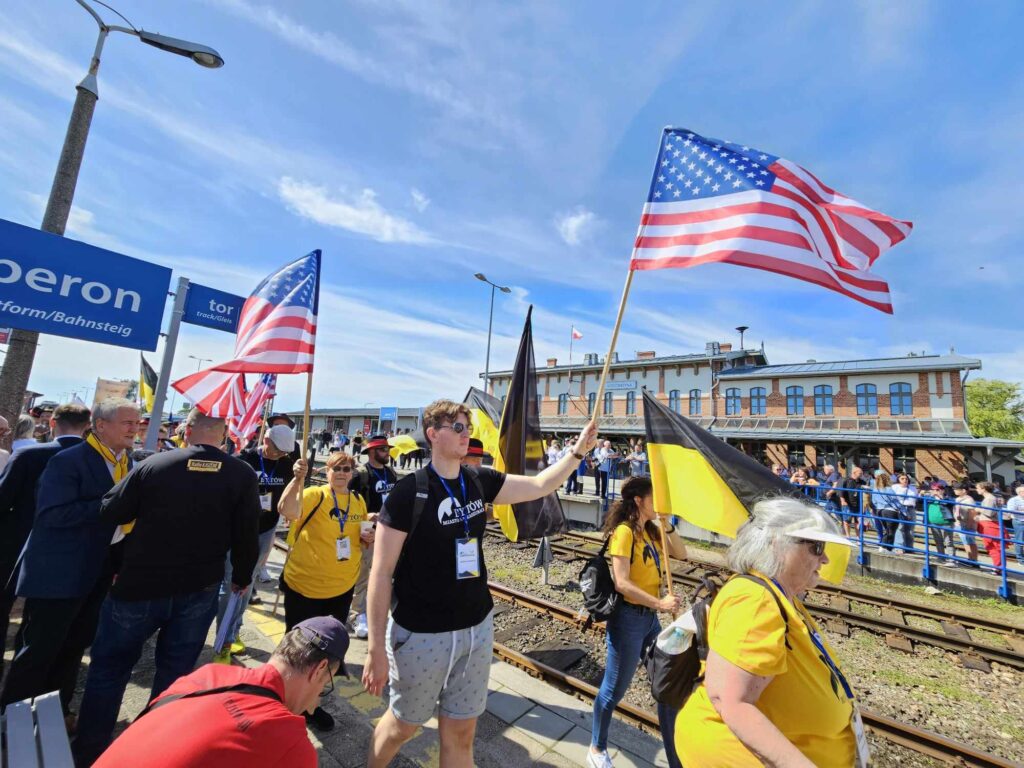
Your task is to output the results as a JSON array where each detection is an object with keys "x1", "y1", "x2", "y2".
[
  {"x1": 546, "y1": 357, "x2": 558, "y2": 367},
  {"x1": 636, "y1": 350, "x2": 656, "y2": 360},
  {"x1": 719, "y1": 343, "x2": 732, "y2": 352}
]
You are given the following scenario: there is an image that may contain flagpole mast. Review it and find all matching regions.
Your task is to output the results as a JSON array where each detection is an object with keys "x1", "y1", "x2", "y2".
[
  {"x1": 298, "y1": 371, "x2": 314, "y2": 505},
  {"x1": 591, "y1": 268, "x2": 635, "y2": 427},
  {"x1": 657, "y1": 517, "x2": 677, "y2": 618}
]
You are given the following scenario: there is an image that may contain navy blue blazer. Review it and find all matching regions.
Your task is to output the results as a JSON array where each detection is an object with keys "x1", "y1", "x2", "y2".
[
  {"x1": 0, "y1": 435, "x2": 82, "y2": 584},
  {"x1": 17, "y1": 441, "x2": 130, "y2": 599}
]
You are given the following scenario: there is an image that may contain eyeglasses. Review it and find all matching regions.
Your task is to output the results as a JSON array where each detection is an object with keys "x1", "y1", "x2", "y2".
[
  {"x1": 320, "y1": 670, "x2": 335, "y2": 698},
  {"x1": 801, "y1": 540, "x2": 826, "y2": 557},
  {"x1": 437, "y1": 423, "x2": 470, "y2": 434},
  {"x1": 329, "y1": 465, "x2": 354, "y2": 473}
]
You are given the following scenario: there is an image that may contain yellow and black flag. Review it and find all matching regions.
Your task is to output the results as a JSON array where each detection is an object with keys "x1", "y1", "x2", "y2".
[
  {"x1": 492, "y1": 307, "x2": 566, "y2": 542},
  {"x1": 642, "y1": 389, "x2": 849, "y2": 584},
  {"x1": 463, "y1": 386, "x2": 501, "y2": 460},
  {"x1": 140, "y1": 354, "x2": 158, "y2": 414}
]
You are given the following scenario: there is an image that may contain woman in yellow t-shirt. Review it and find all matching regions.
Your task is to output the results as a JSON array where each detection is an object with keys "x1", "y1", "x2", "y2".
[
  {"x1": 675, "y1": 496, "x2": 862, "y2": 768},
  {"x1": 279, "y1": 450, "x2": 373, "y2": 730},
  {"x1": 588, "y1": 477, "x2": 687, "y2": 768}
]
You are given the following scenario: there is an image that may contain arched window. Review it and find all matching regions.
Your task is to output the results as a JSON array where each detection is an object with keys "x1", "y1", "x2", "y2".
[
  {"x1": 813, "y1": 385, "x2": 833, "y2": 415},
  {"x1": 625, "y1": 390, "x2": 637, "y2": 415},
  {"x1": 587, "y1": 392, "x2": 597, "y2": 415},
  {"x1": 557, "y1": 393, "x2": 568, "y2": 415},
  {"x1": 890, "y1": 382, "x2": 912, "y2": 416},
  {"x1": 750, "y1": 387, "x2": 767, "y2": 416},
  {"x1": 668, "y1": 389, "x2": 681, "y2": 413},
  {"x1": 725, "y1": 388, "x2": 741, "y2": 415},
  {"x1": 603, "y1": 391, "x2": 614, "y2": 415},
  {"x1": 688, "y1": 389, "x2": 701, "y2": 416},
  {"x1": 786, "y1": 386, "x2": 804, "y2": 415},
  {"x1": 856, "y1": 384, "x2": 877, "y2": 415}
]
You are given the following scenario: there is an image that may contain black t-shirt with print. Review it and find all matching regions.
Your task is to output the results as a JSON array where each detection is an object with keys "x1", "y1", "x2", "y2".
[
  {"x1": 238, "y1": 448, "x2": 295, "y2": 534},
  {"x1": 379, "y1": 465, "x2": 505, "y2": 633},
  {"x1": 348, "y1": 464, "x2": 398, "y2": 515}
]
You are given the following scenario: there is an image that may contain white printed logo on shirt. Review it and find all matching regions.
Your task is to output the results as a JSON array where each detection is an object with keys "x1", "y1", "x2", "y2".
[{"x1": 437, "y1": 497, "x2": 486, "y2": 526}]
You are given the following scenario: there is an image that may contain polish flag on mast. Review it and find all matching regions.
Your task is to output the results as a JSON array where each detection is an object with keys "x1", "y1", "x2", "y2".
[{"x1": 571, "y1": 327, "x2": 583, "y2": 341}]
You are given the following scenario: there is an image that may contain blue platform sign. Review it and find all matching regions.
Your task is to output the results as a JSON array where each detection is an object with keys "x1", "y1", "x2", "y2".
[
  {"x1": 183, "y1": 282, "x2": 245, "y2": 334},
  {"x1": 0, "y1": 218, "x2": 171, "y2": 351},
  {"x1": 379, "y1": 406, "x2": 398, "y2": 424}
]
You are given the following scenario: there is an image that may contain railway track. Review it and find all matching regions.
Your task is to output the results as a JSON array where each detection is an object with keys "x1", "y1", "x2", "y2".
[
  {"x1": 488, "y1": 581, "x2": 1023, "y2": 768},
  {"x1": 485, "y1": 526, "x2": 1024, "y2": 672}
]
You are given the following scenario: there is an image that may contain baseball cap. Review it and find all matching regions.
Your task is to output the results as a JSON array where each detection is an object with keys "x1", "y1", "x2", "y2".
[
  {"x1": 782, "y1": 513, "x2": 855, "y2": 548},
  {"x1": 266, "y1": 424, "x2": 296, "y2": 452},
  {"x1": 294, "y1": 617, "x2": 350, "y2": 677},
  {"x1": 266, "y1": 413, "x2": 296, "y2": 429}
]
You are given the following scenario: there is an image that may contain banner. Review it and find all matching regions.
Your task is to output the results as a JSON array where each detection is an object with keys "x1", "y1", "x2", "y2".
[
  {"x1": 182, "y1": 282, "x2": 245, "y2": 333},
  {"x1": 0, "y1": 218, "x2": 171, "y2": 350},
  {"x1": 93, "y1": 377, "x2": 132, "y2": 406}
]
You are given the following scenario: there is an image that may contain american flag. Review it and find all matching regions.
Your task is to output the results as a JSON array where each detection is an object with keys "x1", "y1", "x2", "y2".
[
  {"x1": 230, "y1": 373, "x2": 277, "y2": 447},
  {"x1": 212, "y1": 250, "x2": 321, "y2": 373},
  {"x1": 172, "y1": 369, "x2": 247, "y2": 419},
  {"x1": 630, "y1": 129, "x2": 911, "y2": 313}
]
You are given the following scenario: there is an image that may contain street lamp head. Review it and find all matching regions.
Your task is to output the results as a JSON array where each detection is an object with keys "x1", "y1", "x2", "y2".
[
  {"x1": 474, "y1": 273, "x2": 487, "y2": 282},
  {"x1": 500, "y1": 286, "x2": 512, "y2": 294},
  {"x1": 137, "y1": 30, "x2": 224, "y2": 68}
]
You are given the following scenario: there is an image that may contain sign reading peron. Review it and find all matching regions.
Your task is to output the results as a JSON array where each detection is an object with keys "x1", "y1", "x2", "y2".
[{"x1": 0, "y1": 218, "x2": 171, "y2": 351}]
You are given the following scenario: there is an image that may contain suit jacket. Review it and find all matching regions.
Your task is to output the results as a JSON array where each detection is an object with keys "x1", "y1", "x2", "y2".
[
  {"x1": 17, "y1": 441, "x2": 131, "y2": 599},
  {"x1": 0, "y1": 435, "x2": 82, "y2": 584}
]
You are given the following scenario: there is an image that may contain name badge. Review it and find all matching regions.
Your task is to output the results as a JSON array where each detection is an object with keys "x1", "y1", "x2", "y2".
[
  {"x1": 259, "y1": 493, "x2": 273, "y2": 512},
  {"x1": 455, "y1": 537, "x2": 480, "y2": 580},
  {"x1": 852, "y1": 706, "x2": 870, "y2": 767},
  {"x1": 336, "y1": 537, "x2": 351, "y2": 561},
  {"x1": 381, "y1": 492, "x2": 389, "y2": 505}
]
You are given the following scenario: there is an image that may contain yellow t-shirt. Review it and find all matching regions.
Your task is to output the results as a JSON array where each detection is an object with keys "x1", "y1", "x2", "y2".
[
  {"x1": 675, "y1": 573, "x2": 856, "y2": 767},
  {"x1": 283, "y1": 486, "x2": 368, "y2": 599},
  {"x1": 607, "y1": 524, "x2": 663, "y2": 603}
]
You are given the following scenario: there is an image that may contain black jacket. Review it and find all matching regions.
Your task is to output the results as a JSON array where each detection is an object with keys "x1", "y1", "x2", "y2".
[{"x1": 101, "y1": 444, "x2": 260, "y2": 601}]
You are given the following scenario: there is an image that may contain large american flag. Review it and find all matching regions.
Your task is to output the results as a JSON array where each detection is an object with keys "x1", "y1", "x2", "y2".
[
  {"x1": 630, "y1": 129, "x2": 911, "y2": 313},
  {"x1": 172, "y1": 369, "x2": 247, "y2": 419},
  {"x1": 212, "y1": 250, "x2": 320, "y2": 373},
  {"x1": 230, "y1": 373, "x2": 277, "y2": 447}
]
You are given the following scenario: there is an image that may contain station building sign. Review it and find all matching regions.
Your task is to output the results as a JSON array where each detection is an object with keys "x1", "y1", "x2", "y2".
[
  {"x1": 605, "y1": 380, "x2": 637, "y2": 391},
  {"x1": 0, "y1": 218, "x2": 171, "y2": 351}
]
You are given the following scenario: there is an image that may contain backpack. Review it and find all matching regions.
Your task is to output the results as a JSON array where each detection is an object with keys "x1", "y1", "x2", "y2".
[
  {"x1": 644, "y1": 574, "x2": 790, "y2": 709},
  {"x1": 578, "y1": 532, "x2": 634, "y2": 629}
]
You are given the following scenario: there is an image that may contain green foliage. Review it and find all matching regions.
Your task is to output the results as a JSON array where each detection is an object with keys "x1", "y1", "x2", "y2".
[{"x1": 965, "y1": 378, "x2": 1024, "y2": 440}]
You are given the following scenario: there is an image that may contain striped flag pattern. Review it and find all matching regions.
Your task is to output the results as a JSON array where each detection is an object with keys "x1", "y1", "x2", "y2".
[
  {"x1": 173, "y1": 369, "x2": 248, "y2": 419},
  {"x1": 230, "y1": 373, "x2": 277, "y2": 446},
  {"x1": 630, "y1": 128, "x2": 911, "y2": 313}
]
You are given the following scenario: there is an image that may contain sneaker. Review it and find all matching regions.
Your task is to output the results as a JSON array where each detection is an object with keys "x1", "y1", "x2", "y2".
[
  {"x1": 875, "y1": 546, "x2": 886, "y2": 553},
  {"x1": 305, "y1": 706, "x2": 335, "y2": 731},
  {"x1": 213, "y1": 649, "x2": 232, "y2": 665},
  {"x1": 354, "y1": 613, "x2": 368, "y2": 639},
  {"x1": 586, "y1": 749, "x2": 614, "y2": 768},
  {"x1": 229, "y1": 639, "x2": 246, "y2": 655},
  {"x1": 257, "y1": 568, "x2": 273, "y2": 583},
  {"x1": 249, "y1": 594, "x2": 263, "y2": 606}
]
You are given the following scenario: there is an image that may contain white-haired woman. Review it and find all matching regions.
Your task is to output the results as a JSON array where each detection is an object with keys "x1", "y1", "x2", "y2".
[{"x1": 675, "y1": 497, "x2": 863, "y2": 768}]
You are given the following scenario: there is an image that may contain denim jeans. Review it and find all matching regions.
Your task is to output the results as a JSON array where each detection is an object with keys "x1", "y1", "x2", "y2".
[
  {"x1": 216, "y1": 527, "x2": 277, "y2": 644},
  {"x1": 591, "y1": 603, "x2": 680, "y2": 768},
  {"x1": 1014, "y1": 519, "x2": 1024, "y2": 563},
  {"x1": 72, "y1": 584, "x2": 220, "y2": 763},
  {"x1": 898, "y1": 506, "x2": 916, "y2": 551}
]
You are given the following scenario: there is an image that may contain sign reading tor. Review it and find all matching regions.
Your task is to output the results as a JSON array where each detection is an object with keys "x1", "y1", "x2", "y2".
[{"x1": 0, "y1": 218, "x2": 172, "y2": 351}]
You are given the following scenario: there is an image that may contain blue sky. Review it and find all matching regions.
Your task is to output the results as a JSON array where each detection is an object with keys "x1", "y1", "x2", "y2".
[{"x1": 1, "y1": 0, "x2": 1021, "y2": 412}]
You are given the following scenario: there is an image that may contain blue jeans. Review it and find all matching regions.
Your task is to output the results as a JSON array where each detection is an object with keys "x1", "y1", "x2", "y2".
[
  {"x1": 591, "y1": 603, "x2": 680, "y2": 768},
  {"x1": 1014, "y1": 519, "x2": 1024, "y2": 563},
  {"x1": 898, "y1": 506, "x2": 916, "y2": 551},
  {"x1": 72, "y1": 584, "x2": 220, "y2": 763},
  {"x1": 216, "y1": 527, "x2": 277, "y2": 644}
]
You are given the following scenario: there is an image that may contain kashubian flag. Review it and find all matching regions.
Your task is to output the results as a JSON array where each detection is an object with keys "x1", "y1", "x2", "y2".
[
  {"x1": 464, "y1": 387, "x2": 501, "y2": 460},
  {"x1": 492, "y1": 307, "x2": 566, "y2": 542},
  {"x1": 140, "y1": 354, "x2": 158, "y2": 414},
  {"x1": 388, "y1": 433, "x2": 425, "y2": 461},
  {"x1": 642, "y1": 390, "x2": 849, "y2": 584}
]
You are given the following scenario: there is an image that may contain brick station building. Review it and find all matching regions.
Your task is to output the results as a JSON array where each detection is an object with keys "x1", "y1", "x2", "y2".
[{"x1": 485, "y1": 343, "x2": 1023, "y2": 484}]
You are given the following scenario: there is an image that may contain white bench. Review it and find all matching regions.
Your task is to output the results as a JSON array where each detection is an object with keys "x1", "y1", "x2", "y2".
[{"x1": 1, "y1": 691, "x2": 74, "y2": 767}]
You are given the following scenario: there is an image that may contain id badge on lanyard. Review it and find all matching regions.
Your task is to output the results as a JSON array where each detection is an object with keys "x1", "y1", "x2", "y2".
[
  {"x1": 456, "y1": 537, "x2": 480, "y2": 579},
  {"x1": 332, "y1": 490, "x2": 352, "y2": 561},
  {"x1": 336, "y1": 537, "x2": 351, "y2": 561},
  {"x1": 259, "y1": 492, "x2": 273, "y2": 512},
  {"x1": 851, "y1": 706, "x2": 870, "y2": 767}
]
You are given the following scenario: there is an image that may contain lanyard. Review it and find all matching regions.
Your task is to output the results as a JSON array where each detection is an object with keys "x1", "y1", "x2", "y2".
[
  {"x1": 369, "y1": 465, "x2": 390, "y2": 487},
  {"x1": 330, "y1": 490, "x2": 352, "y2": 536},
  {"x1": 643, "y1": 535, "x2": 661, "y2": 573},
  {"x1": 432, "y1": 465, "x2": 470, "y2": 537},
  {"x1": 770, "y1": 578, "x2": 854, "y2": 700},
  {"x1": 257, "y1": 451, "x2": 278, "y2": 485}
]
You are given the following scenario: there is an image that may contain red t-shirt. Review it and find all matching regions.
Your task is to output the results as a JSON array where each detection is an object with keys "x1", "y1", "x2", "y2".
[{"x1": 94, "y1": 663, "x2": 316, "y2": 768}]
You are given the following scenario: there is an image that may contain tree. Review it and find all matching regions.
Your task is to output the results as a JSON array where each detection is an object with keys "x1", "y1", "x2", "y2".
[{"x1": 965, "y1": 379, "x2": 1024, "y2": 440}]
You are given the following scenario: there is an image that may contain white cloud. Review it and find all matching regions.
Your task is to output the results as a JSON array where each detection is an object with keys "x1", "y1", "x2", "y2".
[
  {"x1": 555, "y1": 207, "x2": 597, "y2": 246},
  {"x1": 410, "y1": 188, "x2": 431, "y2": 212},
  {"x1": 277, "y1": 177, "x2": 432, "y2": 244}
]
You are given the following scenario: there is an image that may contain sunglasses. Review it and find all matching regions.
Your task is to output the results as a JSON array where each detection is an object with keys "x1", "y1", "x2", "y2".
[
  {"x1": 328, "y1": 465, "x2": 354, "y2": 473},
  {"x1": 801, "y1": 540, "x2": 826, "y2": 557},
  {"x1": 437, "y1": 423, "x2": 470, "y2": 434}
]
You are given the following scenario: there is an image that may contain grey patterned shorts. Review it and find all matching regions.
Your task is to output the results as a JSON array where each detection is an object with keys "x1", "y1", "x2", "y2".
[{"x1": 385, "y1": 610, "x2": 494, "y2": 724}]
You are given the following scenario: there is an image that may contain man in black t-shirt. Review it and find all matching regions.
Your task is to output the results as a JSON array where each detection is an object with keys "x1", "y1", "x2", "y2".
[
  {"x1": 213, "y1": 424, "x2": 296, "y2": 660},
  {"x1": 362, "y1": 399, "x2": 597, "y2": 768},
  {"x1": 838, "y1": 465, "x2": 869, "y2": 537},
  {"x1": 347, "y1": 435, "x2": 398, "y2": 638}
]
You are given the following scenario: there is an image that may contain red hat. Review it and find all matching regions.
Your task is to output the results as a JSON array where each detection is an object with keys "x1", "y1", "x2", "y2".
[
  {"x1": 362, "y1": 434, "x2": 390, "y2": 453},
  {"x1": 466, "y1": 438, "x2": 486, "y2": 458}
]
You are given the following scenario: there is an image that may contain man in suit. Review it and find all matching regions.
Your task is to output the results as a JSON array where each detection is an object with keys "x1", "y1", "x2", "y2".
[
  {"x1": 0, "y1": 403, "x2": 91, "y2": 670},
  {"x1": 0, "y1": 399, "x2": 139, "y2": 714}
]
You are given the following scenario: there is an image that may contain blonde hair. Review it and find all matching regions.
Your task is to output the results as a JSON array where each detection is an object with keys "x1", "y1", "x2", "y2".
[
  {"x1": 325, "y1": 451, "x2": 356, "y2": 471},
  {"x1": 727, "y1": 495, "x2": 841, "y2": 578}
]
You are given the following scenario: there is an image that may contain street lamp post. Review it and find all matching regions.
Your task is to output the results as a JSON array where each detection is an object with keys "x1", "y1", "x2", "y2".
[
  {"x1": 0, "y1": 0, "x2": 223, "y2": 449},
  {"x1": 474, "y1": 273, "x2": 511, "y2": 395},
  {"x1": 188, "y1": 355, "x2": 212, "y2": 372}
]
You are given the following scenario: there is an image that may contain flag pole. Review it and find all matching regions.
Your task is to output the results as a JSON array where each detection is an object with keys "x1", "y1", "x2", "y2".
[
  {"x1": 658, "y1": 514, "x2": 677, "y2": 618},
  {"x1": 590, "y1": 268, "x2": 635, "y2": 427},
  {"x1": 298, "y1": 370, "x2": 314, "y2": 505}
]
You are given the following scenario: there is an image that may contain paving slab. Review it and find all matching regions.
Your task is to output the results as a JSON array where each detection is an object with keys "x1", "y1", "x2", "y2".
[{"x1": 512, "y1": 704, "x2": 577, "y2": 748}]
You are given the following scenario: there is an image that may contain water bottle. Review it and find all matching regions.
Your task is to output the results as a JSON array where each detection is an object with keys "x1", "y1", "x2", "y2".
[{"x1": 660, "y1": 626, "x2": 691, "y2": 654}]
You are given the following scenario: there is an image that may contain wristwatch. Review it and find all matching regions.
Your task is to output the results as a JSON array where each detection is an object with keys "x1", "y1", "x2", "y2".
[{"x1": 573, "y1": 451, "x2": 586, "y2": 460}]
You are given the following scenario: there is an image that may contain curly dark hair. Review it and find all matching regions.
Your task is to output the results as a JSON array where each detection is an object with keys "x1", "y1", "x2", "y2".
[{"x1": 601, "y1": 475, "x2": 659, "y2": 543}]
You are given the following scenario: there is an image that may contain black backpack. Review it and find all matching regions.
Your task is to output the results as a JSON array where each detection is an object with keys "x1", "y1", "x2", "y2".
[
  {"x1": 578, "y1": 534, "x2": 634, "y2": 629},
  {"x1": 644, "y1": 574, "x2": 790, "y2": 709}
]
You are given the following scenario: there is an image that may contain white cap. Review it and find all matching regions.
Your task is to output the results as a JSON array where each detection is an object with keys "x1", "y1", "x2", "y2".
[
  {"x1": 782, "y1": 514, "x2": 855, "y2": 548},
  {"x1": 266, "y1": 424, "x2": 296, "y2": 452}
]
